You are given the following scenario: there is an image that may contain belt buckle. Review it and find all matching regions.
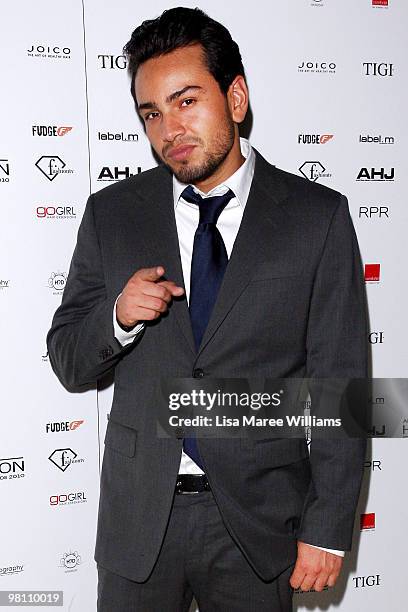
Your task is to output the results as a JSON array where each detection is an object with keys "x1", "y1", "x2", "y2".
[{"x1": 175, "y1": 479, "x2": 200, "y2": 494}]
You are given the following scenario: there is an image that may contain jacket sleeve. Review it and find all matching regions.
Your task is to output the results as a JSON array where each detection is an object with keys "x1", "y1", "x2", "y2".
[
  {"x1": 46, "y1": 193, "x2": 143, "y2": 391},
  {"x1": 296, "y1": 194, "x2": 369, "y2": 551}
]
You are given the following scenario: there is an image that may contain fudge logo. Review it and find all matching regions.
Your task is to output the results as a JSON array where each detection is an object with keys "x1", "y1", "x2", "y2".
[
  {"x1": 298, "y1": 134, "x2": 333, "y2": 144},
  {"x1": 32, "y1": 126, "x2": 72, "y2": 137}
]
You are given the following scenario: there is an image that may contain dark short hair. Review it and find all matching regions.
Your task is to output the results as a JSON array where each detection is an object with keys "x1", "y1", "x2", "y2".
[{"x1": 123, "y1": 7, "x2": 245, "y2": 102}]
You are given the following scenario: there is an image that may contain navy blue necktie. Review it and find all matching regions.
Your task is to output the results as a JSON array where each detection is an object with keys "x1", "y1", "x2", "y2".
[{"x1": 181, "y1": 185, "x2": 235, "y2": 469}]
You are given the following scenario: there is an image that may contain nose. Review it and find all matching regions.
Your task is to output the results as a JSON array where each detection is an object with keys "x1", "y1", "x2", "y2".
[{"x1": 160, "y1": 111, "x2": 186, "y2": 142}]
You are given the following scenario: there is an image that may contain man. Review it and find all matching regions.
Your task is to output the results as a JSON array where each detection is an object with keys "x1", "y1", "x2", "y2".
[{"x1": 47, "y1": 7, "x2": 368, "y2": 611}]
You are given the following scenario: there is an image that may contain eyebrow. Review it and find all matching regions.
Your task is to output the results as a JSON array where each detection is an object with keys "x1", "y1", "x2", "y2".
[{"x1": 138, "y1": 85, "x2": 204, "y2": 112}]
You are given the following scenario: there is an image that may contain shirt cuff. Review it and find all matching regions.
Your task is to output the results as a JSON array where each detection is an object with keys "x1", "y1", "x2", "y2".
[
  {"x1": 305, "y1": 544, "x2": 345, "y2": 557},
  {"x1": 113, "y1": 293, "x2": 145, "y2": 346}
]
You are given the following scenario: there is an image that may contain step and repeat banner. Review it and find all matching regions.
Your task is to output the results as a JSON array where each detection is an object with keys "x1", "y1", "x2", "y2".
[{"x1": 1, "y1": 1, "x2": 406, "y2": 610}]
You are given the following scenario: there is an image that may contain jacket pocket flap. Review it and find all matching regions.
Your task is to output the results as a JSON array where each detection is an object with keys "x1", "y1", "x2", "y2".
[
  {"x1": 253, "y1": 437, "x2": 309, "y2": 468},
  {"x1": 104, "y1": 420, "x2": 137, "y2": 457}
]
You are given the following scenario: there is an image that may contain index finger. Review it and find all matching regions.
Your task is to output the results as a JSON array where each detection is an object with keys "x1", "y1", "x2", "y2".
[{"x1": 135, "y1": 266, "x2": 165, "y2": 282}]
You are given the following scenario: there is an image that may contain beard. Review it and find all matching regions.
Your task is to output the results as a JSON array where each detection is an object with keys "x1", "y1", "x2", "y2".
[{"x1": 161, "y1": 111, "x2": 236, "y2": 185}]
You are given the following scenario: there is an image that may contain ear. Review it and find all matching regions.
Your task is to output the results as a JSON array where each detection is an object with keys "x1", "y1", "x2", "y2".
[{"x1": 228, "y1": 75, "x2": 249, "y2": 124}]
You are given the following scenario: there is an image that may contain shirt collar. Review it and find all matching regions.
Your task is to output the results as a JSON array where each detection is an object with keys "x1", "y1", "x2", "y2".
[{"x1": 173, "y1": 137, "x2": 255, "y2": 211}]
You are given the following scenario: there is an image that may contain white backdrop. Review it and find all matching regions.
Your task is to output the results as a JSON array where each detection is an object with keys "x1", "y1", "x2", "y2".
[{"x1": 1, "y1": 1, "x2": 407, "y2": 610}]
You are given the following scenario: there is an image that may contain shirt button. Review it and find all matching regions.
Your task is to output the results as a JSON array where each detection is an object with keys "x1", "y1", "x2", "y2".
[{"x1": 192, "y1": 368, "x2": 205, "y2": 378}]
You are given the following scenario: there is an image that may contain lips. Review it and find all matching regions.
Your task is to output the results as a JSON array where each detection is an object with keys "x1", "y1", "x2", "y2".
[{"x1": 166, "y1": 144, "x2": 196, "y2": 161}]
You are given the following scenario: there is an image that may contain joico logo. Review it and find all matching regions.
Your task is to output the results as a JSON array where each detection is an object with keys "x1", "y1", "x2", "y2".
[
  {"x1": 298, "y1": 134, "x2": 333, "y2": 145},
  {"x1": 35, "y1": 156, "x2": 73, "y2": 181},
  {"x1": 48, "y1": 272, "x2": 67, "y2": 293},
  {"x1": 363, "y1": 62, "x2": 393, "y2": 76},
  {"x1": 0, "y1": 159, "x2": 10, "y2": 182},
  {"x1": 27, "y1": 45, "x2": 71, "y2": 59},
  {"x1": 356, "y1": 167, "x2": 394, "y2": 181},
  {"x1": 298, "y1": 61, "x2": 336, "y2": 74},
  {"x1": 32, "y1": 126, "x2": 72, "y2": 137},
  {"x1": 0, "y1": 456, "x2": 25, "y2": 481},
  {"x1": 299, "y1": 161, "x2": 332, "y2": 182},
  {"x1": 97, "y1": 166, "x2": 142, "y2": 182},
  {"x1": 98, "y1": 54, "x2": 127, "y2": 69}
]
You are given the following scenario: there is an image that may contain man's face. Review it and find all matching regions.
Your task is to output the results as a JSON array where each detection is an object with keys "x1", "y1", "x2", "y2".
[{"x1": 135, "y1": 44, "x2": 236, "y2": 184}]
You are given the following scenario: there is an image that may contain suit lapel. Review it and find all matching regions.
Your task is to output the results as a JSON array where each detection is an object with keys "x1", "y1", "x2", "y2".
[{"x1": 133, "y1": 166, "x2": 196, "y2": 354}]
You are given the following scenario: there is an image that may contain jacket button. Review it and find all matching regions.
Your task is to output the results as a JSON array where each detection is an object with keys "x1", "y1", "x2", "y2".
[{"x1": 193, "y1": 368, "x2": 204, "y2": 378}]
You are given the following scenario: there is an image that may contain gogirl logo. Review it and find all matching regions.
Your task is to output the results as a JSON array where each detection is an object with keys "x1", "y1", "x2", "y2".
[{"x1": 36, "y1": 204, "x2": 76, "y2": 220}]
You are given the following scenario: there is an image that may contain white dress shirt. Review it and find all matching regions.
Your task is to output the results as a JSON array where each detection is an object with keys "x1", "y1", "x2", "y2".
[{"x1": 112, "y1": 137, "x2": 344, "y2": 557}]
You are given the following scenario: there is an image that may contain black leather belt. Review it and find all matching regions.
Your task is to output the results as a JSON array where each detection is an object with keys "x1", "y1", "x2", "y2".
[{"x1": 175, "y1": 474, "x2": 211, "y2": 494}]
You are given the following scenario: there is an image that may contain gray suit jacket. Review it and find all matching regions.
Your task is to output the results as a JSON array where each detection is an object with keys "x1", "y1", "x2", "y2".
[{"x1": 47, "y1": 149, "x2": 368, "y2": 582}]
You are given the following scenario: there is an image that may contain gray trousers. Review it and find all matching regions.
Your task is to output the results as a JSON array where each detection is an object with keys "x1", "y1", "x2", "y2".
[{"x1": 97, "y1": 490, "x2": 294, "y2": 611}]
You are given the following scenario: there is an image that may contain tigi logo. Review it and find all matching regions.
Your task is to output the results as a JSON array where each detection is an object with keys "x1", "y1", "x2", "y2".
[
  {"x1": 48, "y1": 272, "x2": 67, "y2": 293},
  {"x1": 363, "y1": 62, "x2": 393, "y2": 76},
  {"x1": 35, "y1": 156, "x2": 73, "y2": 181},
  {"x1": 299, "y1": 161, "x2": 332, "y2": 182},
  {"x1": 368, "y1": 331, "x2": 384, "y2": 344},
  {"x1": 353, "y1": 575, "x2": 381, "y2": 588},
  {"x1": 60, "y1": 551, "x2": 82, "y2": 572},
  {"x1": 98, "y1": 54, "x2": 127, "y2": 69}
]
